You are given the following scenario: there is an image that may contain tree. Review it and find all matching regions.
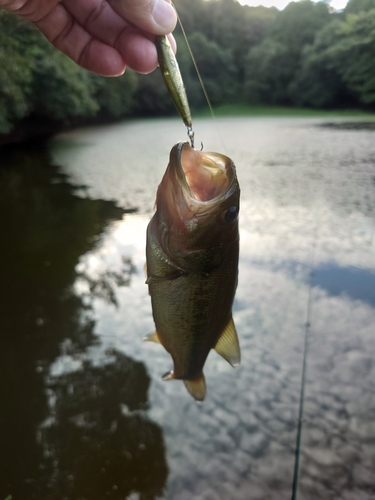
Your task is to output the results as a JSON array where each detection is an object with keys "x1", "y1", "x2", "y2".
[
  {"x1": 331, "y1": 11, "x2": 375, "y2": 105},
  {"x1": 185, "y1": 31, "x2": 239, "y2": 105},
  {"x1": 344, "y1": 0, "x2": 375, "y2": 14},
  {"x1": 0, "y1": 11, "x2": 32, "y2": 133},
  {"x1": 244, "y1": 39, "x2": 292, "y2": 104},
  {"x1": 29, "y1": 45, "x2": 99, "y2": 121},
  {"x1": 90, "y1": 72, "x2": 137, "y2": 119},
  {"x1": 289, "y1": 21, "x2": 355, "y2": 108},
  {"x1": 290, "y1": 10, "x2": 375, "y2": 108},
  {"x1": 270, "y1": 0, "x2": 331, "y2": 52},
  {"x1": 243, "y1": 0, "x2": 332, "y2": 105}
]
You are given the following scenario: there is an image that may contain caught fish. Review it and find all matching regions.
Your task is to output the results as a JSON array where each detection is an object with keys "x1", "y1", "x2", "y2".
[
  {"x1": 155, "y1": 35, "x2": 194, "y2": 146},
  {"x1": 145, "y1": 142, "x2": 240, "y2": 401}
]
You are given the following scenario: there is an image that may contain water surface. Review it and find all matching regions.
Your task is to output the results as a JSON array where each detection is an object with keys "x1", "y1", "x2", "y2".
[{"x1": 1, "y1": 117, "x2": 375, "y2": 499}]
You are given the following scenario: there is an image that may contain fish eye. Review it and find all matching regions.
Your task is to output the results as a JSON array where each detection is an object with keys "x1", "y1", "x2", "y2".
[{"x1": 223, "y1": 206, "x2": 238, "y2": 223}]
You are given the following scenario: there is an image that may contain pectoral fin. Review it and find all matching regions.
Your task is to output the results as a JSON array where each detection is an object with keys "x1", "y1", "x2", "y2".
[
  {"x1": 183, "y1": 375, "x2": 206, "y2": 402},
  {"x1": 214, "y1": 317, "x2": 241, "y2": 367},
  {"x1": 145, "y1": 269, "x2": 184, "y2": 284}
]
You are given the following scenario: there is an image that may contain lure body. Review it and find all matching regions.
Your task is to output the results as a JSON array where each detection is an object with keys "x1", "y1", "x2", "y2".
[{"x1": 155, "y1": 35, "x2": 194, "y2": 145}]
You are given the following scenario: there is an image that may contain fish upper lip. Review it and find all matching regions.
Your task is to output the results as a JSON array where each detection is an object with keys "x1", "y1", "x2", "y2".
[{"x1": 174, "y1": 142, "x2": 236, "y2": 209}]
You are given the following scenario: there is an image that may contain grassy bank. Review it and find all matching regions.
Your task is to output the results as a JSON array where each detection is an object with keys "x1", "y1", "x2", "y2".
[{"x1": 196, "y1": 104, "x2": 375, "y2": 118}]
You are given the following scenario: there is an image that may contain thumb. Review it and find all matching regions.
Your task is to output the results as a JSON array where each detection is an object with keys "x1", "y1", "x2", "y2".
[{"x1": 110, "y1": 0, "x2": 177, "y2": 35}]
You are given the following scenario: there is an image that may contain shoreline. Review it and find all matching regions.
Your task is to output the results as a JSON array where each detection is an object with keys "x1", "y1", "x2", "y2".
[{"x1": 1, "y1": 105, "x2": 375, "y2": 149}]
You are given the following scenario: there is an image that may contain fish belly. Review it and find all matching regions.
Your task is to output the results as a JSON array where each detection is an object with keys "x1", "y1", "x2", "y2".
[{"x1": 147, "y1": 231, "x2": 238, "y2": 380}]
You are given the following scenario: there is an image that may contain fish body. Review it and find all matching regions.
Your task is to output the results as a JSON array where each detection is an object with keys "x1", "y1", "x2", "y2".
[
  {"x1": 145, "y1": 142, "x2": 240, "y2": 401},
  {"x1": 155, "y1": 35, "x2": 193, "y2": 142}
]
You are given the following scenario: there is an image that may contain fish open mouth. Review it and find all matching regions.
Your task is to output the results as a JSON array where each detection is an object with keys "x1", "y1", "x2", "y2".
[{"x1": 176, "y1": 142, "x2": 232, "y2": 202}]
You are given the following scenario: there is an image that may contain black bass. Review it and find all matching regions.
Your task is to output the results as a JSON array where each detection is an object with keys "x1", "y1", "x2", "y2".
[{"x1": 145, "y1": 142, "x2": 240, "y2": 401}]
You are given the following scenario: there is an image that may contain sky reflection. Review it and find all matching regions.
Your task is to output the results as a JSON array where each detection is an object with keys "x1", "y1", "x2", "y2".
[
  {"x1": 313, "y1": 263, "x2": 375, "y2": 307},
  {"x1": 45, "y1": 116, "x2": 375, "y2": 499}
]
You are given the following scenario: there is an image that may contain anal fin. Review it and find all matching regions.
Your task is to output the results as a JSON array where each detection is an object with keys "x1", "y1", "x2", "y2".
[
  {"x1": 183, "y1": 374, "x2": 206, "y2": 402},
  {"x1": 143, "y1": 331, "x2": 161, "y2": 344},
  {"x1": 214, "y1": 316, "x2": 241, "y2": 367}
]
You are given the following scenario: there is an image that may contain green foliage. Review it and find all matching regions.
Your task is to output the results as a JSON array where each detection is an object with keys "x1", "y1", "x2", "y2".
[
  {"x1": 270, "y1": 0, "x2": 331, "y2": 52},
  {"x1": 2, "y1": 0, "x2": 375, "y2": 136},
  {"x1": 345, "y1": 0, "x2": 375, "y2": 14},
  {"x1": 244, "y1": 39, "x2": 293, "y2": 104},
  {"x1": 174, "y1": 0, "x2": 277, "y2": 87},
  {"x1": 173, "y1": 33, "x2": 206, "y2": 110},
  {"x1": 0, "y1": 11, "x2": 32, "y2": 133},
  {"x1": 131, "y1": 69, "x2": 175, "y2": 116},
  {"x1": 290, "y1": 10, "x2": 375, "y2": 107},
  {"x1": 331, "y1": 11, "x2": 375, "y2": 104},
  {"x1": 30, "y1": 45, "x2": 99, "y2": 120},
  {"x1": 289, "y1": 21, "x2": 352, "y2": 108},
  {"x1": 244, "y1": 0, "x2": 332, "y2": 105},
  {"x1": 0, "y1": 10, "x2": 137, "y2": 135},
  {"x1": 92, "y1": 71, "x2": 137, "y2": 118},
  {"x1": 185, "y1": 32, "x2": 239, "y2": 105}
]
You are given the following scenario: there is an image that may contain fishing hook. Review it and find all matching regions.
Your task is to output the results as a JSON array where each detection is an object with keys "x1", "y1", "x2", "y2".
[{"x1": 187, "y1": 126, "x2": 194, "y2": 148}]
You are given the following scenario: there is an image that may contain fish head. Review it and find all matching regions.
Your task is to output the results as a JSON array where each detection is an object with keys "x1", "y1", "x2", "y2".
[{"x1": 154, "y1": 142, "x2": 240, "y2": 261}]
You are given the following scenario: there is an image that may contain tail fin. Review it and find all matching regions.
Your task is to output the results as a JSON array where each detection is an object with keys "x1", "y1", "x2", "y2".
[{"x1": 183, "y1": 374, "x2": 206, "y2": 402}]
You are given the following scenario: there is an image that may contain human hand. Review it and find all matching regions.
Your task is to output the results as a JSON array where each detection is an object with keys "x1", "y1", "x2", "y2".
[{"x1": 0, "y1": 0, "x2": 177, "y2": 76}]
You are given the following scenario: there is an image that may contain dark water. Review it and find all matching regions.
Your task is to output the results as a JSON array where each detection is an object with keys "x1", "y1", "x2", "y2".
[
  {"x1": 1, "y1": 117, "x2": 375, "y2": 500},
  {"x1": 0, "y1": 145, "x2": 167, "y2": 499}
]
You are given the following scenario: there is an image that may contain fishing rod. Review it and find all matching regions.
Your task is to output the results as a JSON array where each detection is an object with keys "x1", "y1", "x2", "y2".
[{"x1": 291, "y1": 228, "x2": 316, "y2": 500}]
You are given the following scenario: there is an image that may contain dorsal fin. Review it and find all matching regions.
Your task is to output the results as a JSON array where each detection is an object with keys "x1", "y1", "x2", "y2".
[
  {"x1": 183, "y1": 374, "x2": 206, "y2": 401},
  {"x1": 143, "y1": 331, "x2": 161, "y2": 344},
  {"x1": 214, "y1": 316, "x2": 241, "y2": 367}
]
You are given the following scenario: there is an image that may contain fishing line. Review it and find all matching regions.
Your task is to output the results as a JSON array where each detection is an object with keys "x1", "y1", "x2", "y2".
[
  {"x1": 173, "y1": 4, "x2": 226, "y2": 151},
  {"x1": 175, "y1": 11, "x2": 215, "y2": 121},
  {"x1": 291, "y1": 226, "x2": 316, "y2": 500}
]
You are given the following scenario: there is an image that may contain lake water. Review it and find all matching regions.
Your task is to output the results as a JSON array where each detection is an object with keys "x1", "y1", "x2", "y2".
[{"x1": 1, "y1": 116, "x2": 375, "y2": 499}]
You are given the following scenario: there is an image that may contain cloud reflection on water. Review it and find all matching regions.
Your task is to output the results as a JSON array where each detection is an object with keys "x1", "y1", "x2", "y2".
[
  {"x1": 68, "y1": 204, "x2": 375, "y2": 499},
  {"x1": 49, "y1": 117, "x2": 375, "y2": 499}
]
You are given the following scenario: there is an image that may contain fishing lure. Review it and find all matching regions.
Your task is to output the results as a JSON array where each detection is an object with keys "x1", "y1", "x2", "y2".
[{"x1": 155, "y1": 35, "x2": 195, "y2": 148}]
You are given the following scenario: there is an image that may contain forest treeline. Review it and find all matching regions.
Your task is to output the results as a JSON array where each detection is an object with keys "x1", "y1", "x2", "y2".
[{"x1": 1, "y1": 0, "x2": 375, "y2": 136}]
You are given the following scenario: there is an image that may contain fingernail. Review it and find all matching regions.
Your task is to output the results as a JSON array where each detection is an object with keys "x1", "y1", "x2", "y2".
[{"x1": 152, "y1": 0, "x2": 177, "y2": 32}]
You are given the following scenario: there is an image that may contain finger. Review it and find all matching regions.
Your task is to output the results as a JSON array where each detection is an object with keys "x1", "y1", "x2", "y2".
[
  {"x1": 116, "y1": 30, "x2": 157, "y2": 73},
  {"x1": 62, "y1": 0, "x2": 169, "y2": 73},
  {"x1": 35, "y1": 3, "x2": 126, "y2": 76},
  {"x1": 108, "y1": 0, "x2": 177, "y2": 36},
  {"x1": 62, "y1": 0, "x2": 127, "y2": 47},
  {"x1": 64, "y1": 0, "x2": 178, "y2": 74},
  {"x1": 115, "y1": 31, "x2": 176, "y2": 74}
]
